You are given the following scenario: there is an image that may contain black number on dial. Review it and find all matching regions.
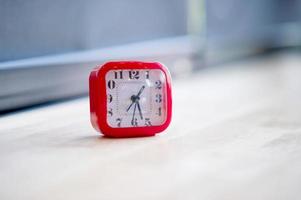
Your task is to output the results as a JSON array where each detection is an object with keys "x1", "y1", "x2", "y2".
[
  {"x1": 145, "y1": 71, "x2": 150, "y2": 79},
  {"x1": 131, "y1": 118, "x2": 138, "y2": 126},
  {"x1": 108, "y1": 94, "x2": 113, "y2": 103},
  {"x1": 157, "y1": 107, "x2": 162, "y2": 116},
  {"x1": 108, "y1": 80, "x2": 116, "y2": 89},
  {"x1": 129, "y1": 71, "x2": 139, "y2": 79},
  {"x1": 116, "y1": 118, "x2": 122, "y2": 127},
  {"x1": 145, "y1": 118, "x2": 152, "y2": 126},
  {"x1": 114, "y1": 71, "x2": 123, "y2": 79},
  {"x1": 108, "y1": 108, "x2": 113, "y2": 117},
  {"x1": 155, "y1": 80, "x2": 162, "y2": 89},
  {"x1": 155, "y1": 94, "x2": 162, "y2": 103}
]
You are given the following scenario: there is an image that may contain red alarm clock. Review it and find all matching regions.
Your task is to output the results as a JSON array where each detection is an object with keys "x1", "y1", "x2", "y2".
[{"x1": 89, "y1": 61, "x2": 172, "y2": 137}]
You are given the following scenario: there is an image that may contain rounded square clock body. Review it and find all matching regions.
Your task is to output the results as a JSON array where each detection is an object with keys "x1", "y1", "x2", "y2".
[{"x1": 89, "y1": 61, "x2": 172, "y2": 137}]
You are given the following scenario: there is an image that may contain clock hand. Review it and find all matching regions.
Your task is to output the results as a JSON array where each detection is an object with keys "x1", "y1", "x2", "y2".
[
  {"x1": 136, "y1": 101, "x2": 143, "y2": 120},
  {"x1": 126, "y1": 96, "x2": 135, "y2": 112},
  {"x1": 131, "y1": 103, "x2": 137, "y2": 125},
  {"x1": 126, "y1": 85, "x2": 145, "y2": 112},
  {"x1": 136, "y1": 85, "x2": 145, "y2": 98},
  {"x1": 135, "y1": 85, "x2": 145, "y2": 120}
]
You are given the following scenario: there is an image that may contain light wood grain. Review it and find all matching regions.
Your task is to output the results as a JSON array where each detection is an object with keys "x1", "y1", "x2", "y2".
[{"x1": 1, "y1": 53, "x2": 301, "y2": 200}]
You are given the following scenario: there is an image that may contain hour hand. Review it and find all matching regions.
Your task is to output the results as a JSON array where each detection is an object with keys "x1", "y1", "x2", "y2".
[{"x1": 136, "y1": 101, "x2": 143, "y2": 120}]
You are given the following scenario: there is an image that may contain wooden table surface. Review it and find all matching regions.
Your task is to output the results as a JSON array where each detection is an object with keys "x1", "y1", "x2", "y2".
[{"x1": 1, "y1": 53, "x2": 301, "y2": 200}]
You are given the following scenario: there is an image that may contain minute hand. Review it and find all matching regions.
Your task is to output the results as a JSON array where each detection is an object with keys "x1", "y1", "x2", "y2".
[
  {"x1": 136, "y1": 101, "x2": 143, "y2": 119},
  {"x1": 131, "y1": 103, "x2": 137, "y2": 125}
]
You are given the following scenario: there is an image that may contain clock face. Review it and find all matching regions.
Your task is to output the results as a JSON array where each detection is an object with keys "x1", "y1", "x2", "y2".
[{"x1": 105, "y1": 69, "x2": 167, "y2": 128}]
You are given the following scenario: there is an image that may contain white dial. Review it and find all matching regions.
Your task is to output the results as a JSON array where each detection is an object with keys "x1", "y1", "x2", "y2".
[{"x1": 105, "y1": 69, "x2": 167, "y2": 128}]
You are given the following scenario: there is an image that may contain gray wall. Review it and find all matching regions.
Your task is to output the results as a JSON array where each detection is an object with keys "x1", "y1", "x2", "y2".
[
  {"x1": 206, "y1": 0, "x2": 301, "y2": 48},
  {"x1": 0, "y1": 0, "x2": 188, "y2": 62}
]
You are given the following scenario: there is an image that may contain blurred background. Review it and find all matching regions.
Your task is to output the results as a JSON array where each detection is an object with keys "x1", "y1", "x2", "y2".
[{"x1": 0, "y1": 0, "x2": 301, "y2": 113}]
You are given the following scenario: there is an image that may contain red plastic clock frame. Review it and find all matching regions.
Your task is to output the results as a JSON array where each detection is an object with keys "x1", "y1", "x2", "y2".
[{"x1": 89, "y1": 61, "x2": 172, "y2": 137}]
